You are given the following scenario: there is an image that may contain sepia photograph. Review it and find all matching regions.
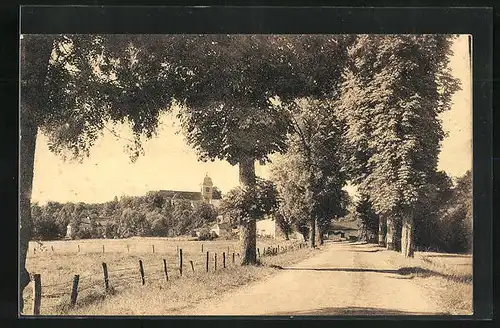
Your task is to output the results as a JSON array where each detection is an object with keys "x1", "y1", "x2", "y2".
[{"x1": 20, "y1": 33, "x2": 473, "y2": 317}]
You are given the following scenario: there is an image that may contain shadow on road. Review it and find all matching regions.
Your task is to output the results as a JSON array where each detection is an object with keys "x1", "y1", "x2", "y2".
[
  {"x1": 273, "y1": 265, "x2": 472, "y2": 283},
  {"x1": 346, "y1": 249, "x2": 384, "y2": 253},
  {"x1": 277, "y1": 266, "x2": 432, "y2": 275},
  {"x1": 423, "y1": 254, "x2": 471, "y2": 259},
  {"x1": 267, "y1": 306, "x2": 449, "y2": 316}
]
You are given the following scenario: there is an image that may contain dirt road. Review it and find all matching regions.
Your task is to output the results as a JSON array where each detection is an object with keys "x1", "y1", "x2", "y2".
[{"x1": 178, "y1": 241, "x2": 450, "y2": 316}]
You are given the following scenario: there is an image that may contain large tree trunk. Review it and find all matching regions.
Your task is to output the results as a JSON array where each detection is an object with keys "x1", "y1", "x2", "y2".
[
  {"x1": 306, "y1": 169, "x2": 316, "y2": 248},
  {"x1": 308, "y1": 217, "x2": 316, "y2": 248},
  {"x1": 19, "y1": 35, "x2": 53, "y2": 313},
  {"x1": 19, "y1": 121, "x2": 37, "y2": 314},
  {"x1": 378, "y1": 215, "x2": 387, "y2": 247},
  {"x1": 401, "y1": 214, "x2": 415, "y2": 258},
  {"x1": 386, "y1": 216, "x2": 396, "y2": 250},
  {"x1": 315, "y1": 218, "x2": 322, "y2": 246},
  {"x1": 394, "y1": 218, "x2": 402, "y2": 252},
  {"x1": 238, "y1": 156, "x2": 257, "y2": 265}
]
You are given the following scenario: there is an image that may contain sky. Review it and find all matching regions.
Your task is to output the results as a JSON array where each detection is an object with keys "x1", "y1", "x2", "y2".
[{"x1": 30, "y1": 35, "x2": 472, "y2": 205}]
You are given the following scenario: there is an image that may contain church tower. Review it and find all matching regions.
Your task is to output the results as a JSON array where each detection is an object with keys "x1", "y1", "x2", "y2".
[{"x1": 201, "y1": 174, "x2": 213, "y2": 204}]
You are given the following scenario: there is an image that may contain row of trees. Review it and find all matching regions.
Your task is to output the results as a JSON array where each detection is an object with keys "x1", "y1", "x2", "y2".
[
  {"x1": 30, "y1": 192, "x2": 218, "y2": 241},
  {"x1": 336, "y1": 35, "x2": 461, "y2": 257},
  {"x1": 21, "y1": 34, "x2": 461, "y2": 310},
  {"x1": 352, "y1": 169, "x2": 472, "y2": 253}
]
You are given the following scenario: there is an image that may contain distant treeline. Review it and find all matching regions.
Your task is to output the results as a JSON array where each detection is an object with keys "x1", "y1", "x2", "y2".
[{"x1": 31, "y1": 190, "x2": 220, "y2": 241}]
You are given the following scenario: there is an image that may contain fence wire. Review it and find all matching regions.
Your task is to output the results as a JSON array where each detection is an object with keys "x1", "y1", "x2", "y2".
[{"x1": 27, "y1": 241, "x2": 305, "y2": 313}]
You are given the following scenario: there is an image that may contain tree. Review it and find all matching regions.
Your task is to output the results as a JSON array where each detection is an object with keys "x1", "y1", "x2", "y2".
[
  {"x1": 212, "y1": 186, "x2": 223, "y2": 199},
  {"x1": 171, "y1": 200, "x2": 195, "y2": 236},
  {"x1": 219, "y1": 178, "x2": 279, "y2": 263},
  {"x1": 412, "y1": 170, "x2": 453, "y2": 251},
  {"x1": 270, "y1": 98, "x2": 349, "y2": 247},
  {"x1": 191, "y1": 203, "x2": 218, "y2": 227},
  {"x1": 274, "y1": 211, "x2": 293, "y2": 240},
  {"x1": 355, "y1": 194, "x2": 380, "y2": 243},
  {"x1": 269, "y1": 151, "x2": 311, "y2": 243},
  {"x1": 20, "y1": 34, "x2": 191, "y2": 309},
  {"x1": 175, "y1": 35, "x2": 353, "y2": 263},
  {"x1": 150, "y1": 216, "x2": 169, "y2": 237},
  {"x1": 438, "y1": 170, "x2": 472, "y2": 253},
  {"x1": 116, "y1": 208, "x2": 150, "y2": 238},
  {"x1": 337, "y1": 35, "x2": 460, "y2": 257}
]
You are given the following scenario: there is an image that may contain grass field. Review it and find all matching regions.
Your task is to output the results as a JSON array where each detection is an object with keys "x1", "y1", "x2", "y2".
[
  {"x1": 386, "y1": 249, "x2": 472, "y2": 315},
  {"x1": 22, "y1": 237, "x2": 310, "y2": 315}
]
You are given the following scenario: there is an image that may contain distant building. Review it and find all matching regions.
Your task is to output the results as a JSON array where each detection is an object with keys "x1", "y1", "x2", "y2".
[
  {"x1": 65, "y1": 224, "x2": 72, "y2": 239},
  {"x1": 155, "y1": 174, "x2": 221, "y2": 208},
  {"x1": 256, "y1": 218, "x2": 276, "y2": 238},
  {"x1": 210, "y1": 223, "x2": 231, "y2": 237},
  {"x1": 65, "y1": 216, "x2": 102, "y2": 239},
  {"x1": 256, "y1": 218, "x2": 301, "y2": 240},
  {"x1": 327, "y1": 221, "x2": 360, "y2": 240}
]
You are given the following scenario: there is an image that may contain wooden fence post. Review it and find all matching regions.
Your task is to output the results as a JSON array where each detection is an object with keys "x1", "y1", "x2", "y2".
[
  {"x1": 257, "y1": 248, "x2": 260, "y2": 258},
  {"x1": 70, "y1": 275, "x2": 79, "y2": 307},
  {"x1": 102, "y1": 245, "x2": 105, "y2": 253},
  {"x1": 127, "y1": 244, "x2": 129, "y2": 253},
  {"x1": 223, "y1": 252, "x2": 226, "y2": 268},
  {"x1": 139, "y1": 259, "x2": 145, "y2": 285},
  {"x1": 179, "y1": 249, "x2": 183, "y2": 276},
  {"x1": 32, "y1": 274, "x2": 41, "y2": 315},
  {"x1": 201, "y1": 244, "x2": 203, "y2": 253},
  {"x1": 102, "y1": 262, "x2": 109, "y2": 292},
  {"x1": 190, "y1": 260, "x2": 195, "y2": 273},
  {"x1": 51, "y1": 246, "x2": 54, "y2": 252},
  {"x1": 232, "y1": 252, "x2": 235, "y2": 264},
  {"x1": 77, "y1": 244, "x2": 80, "y2": 252},
  {"x1": 206, "y1": 251, "x2": 209, "y2": 272},
  {"x1": 214, "y1": 253, "x2": 217, "y2": 271},
  {"x1": 163, "y1": 259, "x2": 169, "y2": 282},
  {"x1": 152, "y1": 245, "x2": 155, "y2": 253}
]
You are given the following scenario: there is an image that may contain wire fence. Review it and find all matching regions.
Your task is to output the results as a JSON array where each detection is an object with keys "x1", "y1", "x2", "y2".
[
  {"x1": 24, "y1": 240, "x2": 308, "y2": 315},
  {"x1": 27, "y1": 238, "x2": 301, "y2": 257}
]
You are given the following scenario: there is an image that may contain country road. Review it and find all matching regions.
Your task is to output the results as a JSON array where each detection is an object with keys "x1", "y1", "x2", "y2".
[{"x1": 177, "y1": 241, "x2": 451, "y2": 316}]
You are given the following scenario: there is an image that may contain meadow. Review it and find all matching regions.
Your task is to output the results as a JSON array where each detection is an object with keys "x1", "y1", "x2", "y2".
[{"x1": 22, "y1": 236, "x2": 310, "y2": 315}]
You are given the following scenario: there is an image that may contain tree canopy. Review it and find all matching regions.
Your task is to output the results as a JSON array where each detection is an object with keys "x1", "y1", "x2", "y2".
[
  {"x1": 174, "y1": 35, "x2": 354, "y2": 165},
  {"x1": 337, "y1": 35, "x2": 461, "y2": 256}
]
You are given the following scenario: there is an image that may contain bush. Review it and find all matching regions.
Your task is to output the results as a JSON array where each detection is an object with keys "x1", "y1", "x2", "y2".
[
  {"x1": 197, "y1": 228, "x2": 214, "y2": 241},
  {"x1": 33, "y1": 219, "x2": 61, "y2": 240},
  {"x1": 150, "y1": 218, "x2": 168, "y2": 237},
  {"x1": 218, "y1": 231, "x2": 239, "y2": 240},
  {"x1": 75, "y1": 227, "x2": 93, "y2": 239}
]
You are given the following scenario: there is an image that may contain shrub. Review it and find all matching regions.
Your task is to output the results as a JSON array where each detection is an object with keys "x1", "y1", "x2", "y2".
[
  {"x1": 197, "y1": 228, "x2": 213, "y2": 241},
  {"x1": 151, "y1": 218, "x2": 168, "y2": 237},
  {"x1": 33, "y1": 219, "x2": 61, "y2": 240},
  {"x1": 218, "y1": 231, "x2": 239, "y2": 240}
]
